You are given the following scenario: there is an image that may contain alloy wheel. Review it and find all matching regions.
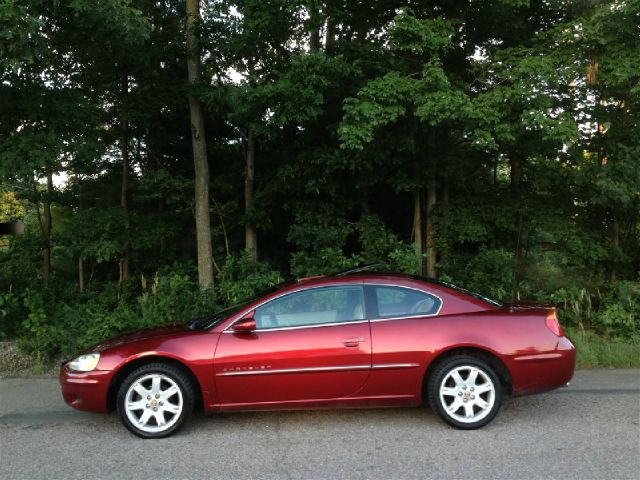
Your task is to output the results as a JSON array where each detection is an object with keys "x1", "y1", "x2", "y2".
[
  {"x1": 438, "y1": 365, "x2": 496, "y2": 424},
  {"x1": 124, "y1": 373, "x2": 184, "y2": 434}
]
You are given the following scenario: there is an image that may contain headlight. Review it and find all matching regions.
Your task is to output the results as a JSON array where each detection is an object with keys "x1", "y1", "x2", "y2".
[{"x1": 68, "y1": 352, "x2": 100, "y2": 372}]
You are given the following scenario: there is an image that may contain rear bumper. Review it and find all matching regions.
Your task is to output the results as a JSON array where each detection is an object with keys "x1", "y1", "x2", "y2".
[
  {"x1": 59, "y1": 365, "x2": 113, "y2": 413},
  {"x1": 510, "y1": 336, "x2": 576, "y2": 396}
]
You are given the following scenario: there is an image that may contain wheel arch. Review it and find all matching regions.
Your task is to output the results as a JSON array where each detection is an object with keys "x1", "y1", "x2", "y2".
[
  {"x1": 106, "y1": 355, "x2": 203, "y2": 412},
  {"x1": 422, "y1": 346, "x2": 513, "y2": 399}
]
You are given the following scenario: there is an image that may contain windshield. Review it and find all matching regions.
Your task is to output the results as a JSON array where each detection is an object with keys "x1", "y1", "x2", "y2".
[{"x1": 193, "y1": 284, "x2": 284, "y2": 330}]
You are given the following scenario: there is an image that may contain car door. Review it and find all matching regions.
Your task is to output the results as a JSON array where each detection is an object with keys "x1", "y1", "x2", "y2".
[
  {"x1": 213, "y1": 284, "x2": 371, "y2": 406},
  {"x1": 364, "y1": 283, "x2": 443, "y2": 398}
]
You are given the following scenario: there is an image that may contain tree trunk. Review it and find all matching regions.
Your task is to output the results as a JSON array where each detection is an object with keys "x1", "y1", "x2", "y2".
[
  {"x1": 611, "y1": 217, "x2": 619, "y2": 281},
  {"x1": 244, "y1": 132, "x2": 257, "y2": 261},
  {"x1": 78, "y1": 177, "x2": 84, "y2": 293},
  {"x1": 509, "y1": 152, "x2": 525, "y2": 279},
  {"x1": 186, "y1": 0, "x2": 214, "y2": 288},
  {"x1": 42, "y1": 163, "x2": 53, "y2": 288},
  {"x1": 425, "y1": 177, "x2": 437, "y2": 278},
  {"x1": 211, "y1": 194, "x2": 230, "y2": 257},
  {"x1": 509, "y1": 153, "x2": 523, "y2": 198},
  {"x1": 413, "y1": 187, "x2": 423, "y2": 275},
  {"x1": 158, "y1": 198, "x2": 166, "y2": 256},
  {"x1": 590, "y1": 66, "x2": 618, "y2": 280},
  {"x1": 308, "y1": 0, "x2": 320, "y2": 52},
  {"x1": 78, "y1": 255, "x2": 85, "y2": 293},
  {"x1": 442, "y1": 181, "x2": 449, "y2": 206},
  {"x1": 325, "y1": 15, "x2": 335, "y2": 51},
  {"x1": 119, "y1": 76, "x2": 130, "y2": 285},
  {"x1": 360, "y1": 182, "x2": 369, "y2": 214}
]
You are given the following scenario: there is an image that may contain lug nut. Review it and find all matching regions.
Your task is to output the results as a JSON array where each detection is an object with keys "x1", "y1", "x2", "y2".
[
  {"x1": 153, "y1": 407, "x2": 158, "y2": 411},
  {"x1": 470, "y1": 387, "x2": 474, "y2": 392},
  {"x1": 471, "y1": 395, "x2": 475, "y2": 399},
  {"x1": 463, "y1": 399, "x2": 468, "y2": 403},
  {"x1": 146, "y1": 403, "x2": 150, "y2": 408},
  {"x1": 458, "y1": 392, "x2": 463, "y2": 396},
  {"x1": 159, "y1": 401, "x2": 164, "y2": 406},
  {"x1": 147, "y1": 395, "x2": 151, "y2": 400},
  {"x1": 155, "y1": 393, "x2": 160, "y2": 399},
  {"x1": 462, "y1": 385, "x2": 466, "y2": 390}
]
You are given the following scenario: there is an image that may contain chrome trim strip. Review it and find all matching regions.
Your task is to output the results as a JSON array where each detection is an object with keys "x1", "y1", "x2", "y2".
[
  {"x1": 371, "y1": 363, "x2": 420, "y2": 369},
  {"x1": 222, "y1": 319, "x2": 368, "y2": 333},
  {"x1": 215, "y1": 394, "x2": 416, "y2": 409},
  {"x1": 217, "y1": 364, "x2": 370, "y2": 377},
  {"x1": 217, "y1": 362, "x2": 421, "y2": 377},
  {"x1": 369, "y1": 314, "x2": 437, "y2": 322}
]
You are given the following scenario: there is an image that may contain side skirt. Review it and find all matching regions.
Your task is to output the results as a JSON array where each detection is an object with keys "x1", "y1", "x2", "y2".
[{"x1": 204, "y1": 394, "x2": 419, "y2": 413}]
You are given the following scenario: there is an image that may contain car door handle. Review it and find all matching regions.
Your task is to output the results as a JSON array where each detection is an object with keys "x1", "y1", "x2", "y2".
[{"x1": 342, "y1": 337, "x2": 364, "y2": 347}]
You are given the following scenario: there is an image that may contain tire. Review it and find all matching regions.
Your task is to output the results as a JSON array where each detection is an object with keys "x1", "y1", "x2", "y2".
[
  {"x1": 427, "y1": 355, "x2": 502, "y2": 429},
  {"x1": 116, "y1": 363, "x2": 194, "y2": 439}
]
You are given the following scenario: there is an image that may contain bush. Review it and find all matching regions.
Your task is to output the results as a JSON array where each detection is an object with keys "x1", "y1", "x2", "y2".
[
  {"x1": 16, "y1": 274, "x2": 221, "y2": 359},
  {"x1": 8, "y1": 249, "x2": 639, "y2": 364},
  {"x1": 595, "y1": 281, "x2": 640, "y2": 340},
  {"x1": 17, "y1": 288, "x2": 118, "y2": 358},
  {"x1": 0, "y1": 289, "x2": 22, "y2": 338},
  {"x1": 547, "y1": 281, "x2": 639, "y2": 340},
  {"x1": 550, "y1": 285, "x2": 595, "y2": 329},
  {"x1": 439, "y1": 248, "x2": 515, "y2": 301},
  {"x1": 13, "y1": 255, "x2": 289, "y2": 360},
  {"x1": 290, "y1": 214, "x2": 424, "y2": 278},
  {"x1": 215, "y1": 250, "x2": 284, "y2": 304},
  {"x1": 18, "y1": 289, "x2": 60, "y2": 357},
  {"x1": 139, "y1": 272, "x2": 220, "y2": 327},
  {"x1": 290, "y1": 247, "x2": 361, "y2": 278}
]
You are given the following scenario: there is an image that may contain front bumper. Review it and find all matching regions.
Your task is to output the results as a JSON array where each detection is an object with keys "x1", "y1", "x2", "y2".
[{"x1": 59, "y1": 365, "x2": 113, "y2": 413}]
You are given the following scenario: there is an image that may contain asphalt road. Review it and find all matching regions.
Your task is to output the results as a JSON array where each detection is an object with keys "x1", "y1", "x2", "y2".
[{"x1": 1, "y1": 370, "x2": 639, "y2": 480}]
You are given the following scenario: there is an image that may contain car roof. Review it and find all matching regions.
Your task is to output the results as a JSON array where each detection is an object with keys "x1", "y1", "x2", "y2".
[
  {"x1": 297, "y1": 271, "x2": 434, "y2": 286},
  {"x1": 294, "y1": 272, "x2": 501, "y2": 307}
]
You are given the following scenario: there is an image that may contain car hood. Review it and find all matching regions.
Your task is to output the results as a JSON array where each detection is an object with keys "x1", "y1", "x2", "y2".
[{"x1": 91, "y1": 324, "x2": 190, "y2": 351}]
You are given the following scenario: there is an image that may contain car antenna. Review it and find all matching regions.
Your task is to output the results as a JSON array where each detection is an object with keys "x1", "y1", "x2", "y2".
[{"x1": 333, "y1": 263, "x2": 383, "y2": 277}]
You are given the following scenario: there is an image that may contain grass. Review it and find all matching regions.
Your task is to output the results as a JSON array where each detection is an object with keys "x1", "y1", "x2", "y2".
[{"x1": 566, "y1": 327, "x2": 640, "y2": 368}]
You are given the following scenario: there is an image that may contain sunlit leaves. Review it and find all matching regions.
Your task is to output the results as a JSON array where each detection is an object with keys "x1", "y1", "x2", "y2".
[{"x1": 390, "y1": 10, "x2": 454, "y2": 56}]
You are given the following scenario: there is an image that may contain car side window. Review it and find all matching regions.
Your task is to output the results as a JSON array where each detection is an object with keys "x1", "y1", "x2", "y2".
[
  {"x1": 370, "y1": 286, "x2": 441, "y2": 318},
  {"x1": 254, "y1": 286, "x2": 365, "y2": 330}
]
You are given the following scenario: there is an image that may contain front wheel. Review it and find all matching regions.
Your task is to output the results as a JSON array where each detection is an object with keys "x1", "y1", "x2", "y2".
[
  {"x1": 428, "y1": 356, "x2": 502, "y2": 429},
  {"x1": 116, "y1": 363, "x2": 194, "y2": 439}
]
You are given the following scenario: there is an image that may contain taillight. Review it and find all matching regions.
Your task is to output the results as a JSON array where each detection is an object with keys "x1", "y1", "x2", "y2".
[{"x1": 545, "y1": 310, "x2": 564, "y2": 336}]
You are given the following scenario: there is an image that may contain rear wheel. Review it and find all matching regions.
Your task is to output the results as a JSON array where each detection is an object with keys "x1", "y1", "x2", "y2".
[
  {"x1": 428, "y1": 356, "x2": 502, "y2": 429},
  {"x1": 117, "y1": 363, "x2": 194, "y2": 439}
]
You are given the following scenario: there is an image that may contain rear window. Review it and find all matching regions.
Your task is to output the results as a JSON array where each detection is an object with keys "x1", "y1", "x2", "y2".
[
  {"x1": 369, "y1": 286, "x2": 441, "y2": 318},
  {"x1": 418, "y1": 278, "x2": 502, "y2": 307}
]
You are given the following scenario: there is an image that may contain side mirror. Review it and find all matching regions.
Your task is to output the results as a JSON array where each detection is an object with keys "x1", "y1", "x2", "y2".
[{"x1": 233, "y1": 317, "x2": 256, "y2": 333}]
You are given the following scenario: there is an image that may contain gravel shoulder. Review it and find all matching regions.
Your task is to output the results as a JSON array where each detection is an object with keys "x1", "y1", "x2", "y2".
[
  {"x1": 1, "y1": 369, "x2": 639, "y2": 480},
  {"x1": 0, "y1": 342, "x2": 59, "y2": 378}
]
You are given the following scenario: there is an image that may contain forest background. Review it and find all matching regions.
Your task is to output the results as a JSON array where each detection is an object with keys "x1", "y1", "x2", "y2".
[{"x1": 0, "y1": 0, "x2": 638, "y2": 369}]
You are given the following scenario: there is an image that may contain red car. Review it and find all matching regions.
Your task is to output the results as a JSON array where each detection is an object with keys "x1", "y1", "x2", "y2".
[{"x1": 60, "y1": 270, "x2": 575, "y2": 438}]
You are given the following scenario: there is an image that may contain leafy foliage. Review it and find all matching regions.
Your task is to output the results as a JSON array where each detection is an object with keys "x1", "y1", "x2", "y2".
[{"x1": 0, "y1": 0, "x2": 638, "y2": 360}]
